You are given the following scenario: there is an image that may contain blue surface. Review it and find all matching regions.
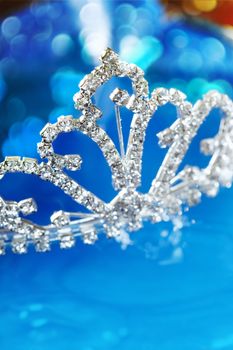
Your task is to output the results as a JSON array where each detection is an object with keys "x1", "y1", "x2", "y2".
[{"x1": 0, "y1": 1, "x2": 233, "y2": 349}]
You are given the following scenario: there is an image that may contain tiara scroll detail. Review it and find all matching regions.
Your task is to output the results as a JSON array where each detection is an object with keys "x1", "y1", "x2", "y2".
[{"x1": 0, "y1": 48, "x2": 233, "y2": 254}]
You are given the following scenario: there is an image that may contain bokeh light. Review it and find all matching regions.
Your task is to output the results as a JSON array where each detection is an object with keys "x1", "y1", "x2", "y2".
[
  {"x1": 193, "y1": 0, "x2": 217, "y2": 12},
  {"x1": 1, "y1": 16, "x2": 21, "y2": 39}
]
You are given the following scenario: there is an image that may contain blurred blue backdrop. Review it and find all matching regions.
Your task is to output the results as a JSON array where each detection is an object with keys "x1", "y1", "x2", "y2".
[{"x1": 0, "y1": 1, "x2": 233, "y2": 349}]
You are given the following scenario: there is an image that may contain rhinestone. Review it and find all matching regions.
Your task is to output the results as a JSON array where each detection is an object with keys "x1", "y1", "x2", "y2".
[
  {"x1": 18, "y1": 198, "x2": 37, "y2": 215},
  {"x1": 51, "y1": 211, "x2": 70, "y2": 228},
  {"x1": 57, "y1": 115, "x2": 74, "y2": 132},
  {"x1": 200, "y1": 138, "x2": 215, "y2": 155},
  {"x1": 12, "y1": 235, "x2": 27, "y2": 254},
  {"x1": 35, "y1": 235, "x2": 50, "y2": 252},
  {"x1": 39, "y1": 164, "x2": 54, "y2": 181},
  {"x1": 37, "y1": 142, "x2": 53, "y2": 158},
  {"x1": 84, "y1": 106, "x2": 102, "y2": 119},
  {"x1": 31, "y1": 229, "x2": 45, "y2": 240},
  {"x1": 59, "y1": 230, "x2": 75, "y2": 249},
  {"x1": 179, "y1": 102, "x2": 192, "y2": 116},
  {"x1": 4, "y1": 156, "x2": 21, "y2": 172},
  {"x1": 110, "y1": 88, "x2": 129, "y2": 106},
  {"x1": 40, "y1": 123, "x2": 57, "y2": 142},
  {"x1": 105, "y1": 225, "x2": 121, "y2": 238},
  {"x1": 6, "y1": 201, "x2": 19, "y2": 217},
  {"x1": 152, "y1": 88, "x2": 169, "y2": 105},
  {"x1": 82, "y1": 229, "x2": 98, "y2": 244},
  {"x1": 187, "y1": 189, "x2": 202, "y2": 206},
  {"x1": 201, "y1": 179, "x2": 219, "y2": 197},
  {"x1": 169, "y1": 88, "x2": 186, "y2": 105},
  {"x1": 79, "y1": 73, "x2": 101, "y2": 92},
  {"x1": 128, "y1": 63, "x2": 144, "y2": 79},
  {"x1": 133, "y1": 78, "x2": 148, "y2": 97},
  {"x1": 22, "y1": 158, "x2": 38, "y2": 173},
  {"x1": 157, "y1": 128, "x2": 175, "y2": 148},
  {"x1": 64, "y1": 154, "x2": 82, "y2": 171},
  {"x1": 100, "y1": 48, "x2": 119, "y2": 63},
  {"x1": 73, "y1": 92, "x2": 89, "y2": 110},
  {"x1": 218, "y1": 168, "x2": 233, "y2": 187},
  {"x1": 127, "y1": 95, "x2": 141, "y2": 111}
]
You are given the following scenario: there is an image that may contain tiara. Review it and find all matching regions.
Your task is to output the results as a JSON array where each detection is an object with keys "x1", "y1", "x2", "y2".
[{"x1": 0, "y1": 48, "x2": 232, "y2": 255}]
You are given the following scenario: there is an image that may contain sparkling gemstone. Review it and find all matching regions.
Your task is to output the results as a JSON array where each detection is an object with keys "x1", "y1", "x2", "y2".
[
  {"x1": 82, "y1": 230, "x2": 98, "y2": 245},
  {"x1": 40, "y1": 123, "x2": 57, "y2": 142},
  {"x1": 179, "y1": 102, "x2": 192, "y2": 116},
  {"x1": 35, "y1": 236, "x2": 50, "y2": 252},
  {"x1": 73, "y1": 92, "x2": 89, "y2": 110},
  {"x1": 186, "y1": 189, "x2": 202, "y2": 206},
  {"x1": 64, "y1": 154, "x2": 82, "y2": 171},
  {"x1": 5, "y1": 156, "x2": 21, "y2": 172},
  {"x1": 12, "y1": 235, "x2": 27, "y2": 254},
  {"x1": 110, "y1": 88, "x2": 129, "y2": 106},
  {"x1": 59, "y1": 230, "x2": 75, "y2": 249},
  {"x1": 200, "y1": 138, "x2": 215, "y2": 155},
  {"x1": 57, "y1": 115, "x2": 74, "y2": 132},
  {"x1": 151, "y1": 88, "x2": 169, "y2": 105},
  {"x1": 50, "y1": 211, "x2": 70, "y2": 228},
  {"x1": 169, "y1": 88, "x2": 186, "y2": 105},
  {"x1": 157, "y1": 128, "x2": 175, "y2": 148},
  {"x1": 18, "y1": 198, "x2": 37, "y2": 215},
  {"x1": 100, "y1": 48, "x2": 118, "y2": 63},
  {"x1": 37, "y1": 141, "x2": 53, "y2": 158},
  {"x1": 22, "y1": 158, "x2": 38, "y2": 173}
]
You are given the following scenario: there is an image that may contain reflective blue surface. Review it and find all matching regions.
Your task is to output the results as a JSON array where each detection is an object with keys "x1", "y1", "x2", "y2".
[
  {"x1": 1, "y1": 218, "x2": 233, "y2": 350},
  {"x1": 1, "y1": 1, "x2": 233, "y2": 349}
]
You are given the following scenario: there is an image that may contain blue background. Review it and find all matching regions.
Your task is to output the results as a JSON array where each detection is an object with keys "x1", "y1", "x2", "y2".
[{"x1": 0, "y1": 1, "x2": 233, "y2": 349}]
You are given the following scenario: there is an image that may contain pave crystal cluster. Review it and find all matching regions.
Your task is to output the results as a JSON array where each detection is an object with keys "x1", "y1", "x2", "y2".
[{"x1": 0, "y1": 48, "x2": 233, "y2": 255}]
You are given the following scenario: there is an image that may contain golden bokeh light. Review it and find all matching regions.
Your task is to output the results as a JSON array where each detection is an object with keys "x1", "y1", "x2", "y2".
[{"x1": 193, "y1": 0, "x2": 217, "y2": 12}]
